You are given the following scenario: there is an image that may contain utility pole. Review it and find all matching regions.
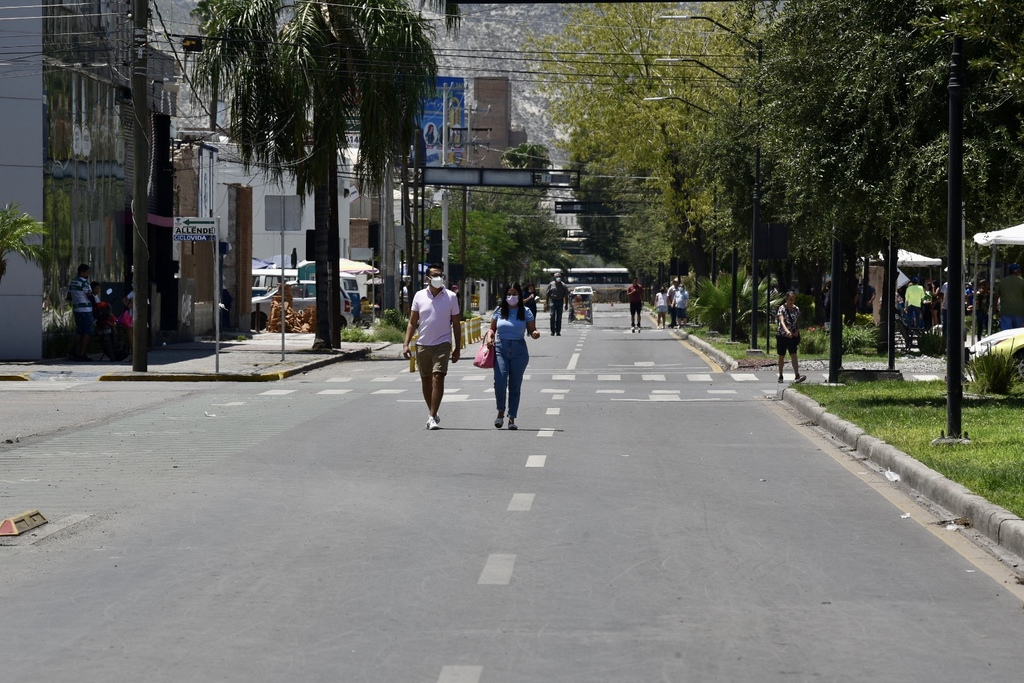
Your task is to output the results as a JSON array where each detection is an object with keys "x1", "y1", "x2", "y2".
[{"x1": 131, "y1": 0, "x2": 149, "y2": 371}]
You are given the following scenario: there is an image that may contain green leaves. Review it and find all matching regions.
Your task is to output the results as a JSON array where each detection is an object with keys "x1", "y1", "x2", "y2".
[{"x1": 0, "y1": 202, "x2": 50, "y2": 287}]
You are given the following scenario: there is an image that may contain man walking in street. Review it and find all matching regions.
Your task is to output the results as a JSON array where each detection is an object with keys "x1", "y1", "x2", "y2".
[
  {"x1": 666, "y1": 278, "x2": 681, "y2": 328},
  {"x1": 545, "y1": 271, "x2": 570, "y2": 336},
  {"x1": 994, "y1": 263, "x2": 1024, "y2": 331},
  {"x1": 68, "y1": 263, "x2": 95, "y2": 361},
  {"x1": 627, "y1": 276, "x2": 644, "y2": 332},
  {"x1": 403, "y1": 264, "x2": 462, "y2": 430}
]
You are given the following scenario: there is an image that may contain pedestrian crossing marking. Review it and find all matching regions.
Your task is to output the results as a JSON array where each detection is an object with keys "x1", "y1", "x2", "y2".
[
  {"x1": 526, "y1": 455, "x2": 547, "y2": 467},
  {"x1": 641, "y1": 374, "x2": 666, "y2": 381},
  {"x1": 437, "y1": 665, "x2": 483, "y2": 683},
  {"x1": 598, "y1": 374, "x2": 620, "y2": 381},
  {"x1": 537, "y1": 429, "x2": 555, "y2": 437},
  {"x1": 317, "y1": 389, "x2": 352, "y2": 395},
  {"x1": 260, "y1": 389, "x2": 296, "y2": 395},
  {"x1": 462, "y1": 375, "x2": 485, "y2": 381},
  {"x1": 541, "y1": 389, "x2": 569, "y2": 393},
  {"x1": 708, "y1": 389, "x2": 737, "y2": 394},
  {"x1": 325, "y1": 377, "x2": 352, "y2": 382},
  {"x1": 687, "y1": 374, "x2": 713, "y2": 382},
  {"x1": 732, "y1": 374, "x2": 759, "y2": 382},
  {"x1": 371, "y1": 377, "x2": 396, "y2": 382},
  {"x1": 507, "y1": 493, "x2": 535, "y2": 511},
  {"x1": 634, "y1": 361, "x2": 655, "y2": 366},
  {"x1": 596, "y1": 389, "x2": 624, "y2": 393},
  {"x1": 371, "y1": 389, "x2": 406, "y2": 395},
  {"x1": 552, "y1": 394, "x2": 564, "y2": 400},
  {"x1": 552, "y1": 374, "x2": 576, "y2": 380},
  {"x1": 546, "y1": 407, "x2": 560, "y2": 415},
  {"x1": 650, "y1": 394, "x2": 681, "y2": 402},
  {"x1": 444, "y1": 394, "x2": 469, "y2": 401},
  {"x1": 651, "y1": 390, "x2": 680, "y2": 394}
]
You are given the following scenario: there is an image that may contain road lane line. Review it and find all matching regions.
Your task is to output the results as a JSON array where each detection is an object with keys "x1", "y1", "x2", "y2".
[
  {"x1": 437, "y1": 665, "x2": 483, "y2": 683},
  {"x1": 371, "y1": 389, "x2": 406, "y2": 395},
  {"x1": 598, "y1": 374, "x2": 620, "y2": 381},
  {"x1": 546, "y1": 407, "x2": 560, "y2": 415},
  {"x1": 552, "y1": 374, "x2": 575, "y2": 380},
  {"x1": 537, "y1": 429, "x2": 555, "y2": 438},
  {"x1": 687, "y1": 373, "x2": 713, "y2": 382},
  {"x1": 596, "y1": 389, "x2": 625, "y2": 394},
  {"x1": 552, "y1": 394, "x2": 564, "y2": 400},
  {"x1": 325, "y1": 377, "x2": 352, "y2": 382},
  {"x1": 507, "y1": 493, "x2": 535, "y2": 511},
  {"x1": 732, "y1": 373, "x2": 759, "y2": 382},
  {"x1": 541, "y1": 388, "x2": 569, "y2": 393},
  {"x1": 526, "y1": 455, "x2": 547, "y2": 467},
  {"x1": 641, "y1": 374, "x2": 666, "y2": 381},
  {"x1": 260, "y1": 389, "x2": 296, "y2": 395},
  {"x1": 566, "y1": 353, "x2": 579, "y2": 370},
  {"x1": 317, "y1": 389, "x2": 352, "y2": 395},
  {"x1": 478, "y1": 554, "x2": 516, "y2": 585}
]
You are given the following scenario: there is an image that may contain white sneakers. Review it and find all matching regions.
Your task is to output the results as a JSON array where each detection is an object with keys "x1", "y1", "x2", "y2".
[{"x1": 426, "y1": 414, "x2": 441, "y2": 430}]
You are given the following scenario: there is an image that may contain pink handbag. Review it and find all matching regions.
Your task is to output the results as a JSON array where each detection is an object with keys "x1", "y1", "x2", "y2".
[{"x1": 473, "y1": 339, "x2": 494, "y2": 369}]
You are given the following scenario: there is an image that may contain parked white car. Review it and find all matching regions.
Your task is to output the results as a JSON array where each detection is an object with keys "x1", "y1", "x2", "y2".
[{"x1": 968, "y1": 327, "x2": 1024, "y2": 379}]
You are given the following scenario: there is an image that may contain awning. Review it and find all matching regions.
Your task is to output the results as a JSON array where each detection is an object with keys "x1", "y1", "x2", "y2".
[
  {"x1": 874, "y1": 249, "x2": 942, "y2": 267},
  {"x1": 973, "y1": 223, "x2": 1024, "y2": 247},
  {"x1": 339, "y1": 258, "x2": 378, "y2": 274}
]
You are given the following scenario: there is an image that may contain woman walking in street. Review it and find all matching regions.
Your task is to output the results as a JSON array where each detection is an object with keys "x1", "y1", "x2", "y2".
[
  {"x1": 486, "y1": 282, "x2": 540, "y2": 430},
  {"x1": 777, "y1": 291, "x2": 807, "y2": 384}
]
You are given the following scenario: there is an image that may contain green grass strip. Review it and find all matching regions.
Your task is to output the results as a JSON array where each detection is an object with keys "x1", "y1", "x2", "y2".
[{"x1": 796, "y1": 381, "x2": 1024, "y2": 518}]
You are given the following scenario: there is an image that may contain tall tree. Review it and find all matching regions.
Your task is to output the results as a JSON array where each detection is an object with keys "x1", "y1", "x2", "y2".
[{"x1": 193, "y1": 0, "x2": 448, "y2": 348}]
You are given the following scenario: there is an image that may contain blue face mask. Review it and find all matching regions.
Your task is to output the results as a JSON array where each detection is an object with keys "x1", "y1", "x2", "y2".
[{"x1": 506, "y1": 295, "x2": 519, "y2": 306}]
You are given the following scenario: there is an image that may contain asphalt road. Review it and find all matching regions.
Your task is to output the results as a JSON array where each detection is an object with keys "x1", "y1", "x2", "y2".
[{"x1": 1, "y1": 305, "x2": 1022, "y2": 682}]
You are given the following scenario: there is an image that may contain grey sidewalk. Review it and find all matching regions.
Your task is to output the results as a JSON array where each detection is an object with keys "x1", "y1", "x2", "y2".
[{"x1": 0, "y1": 333, "x2": 398, "y2": 382}]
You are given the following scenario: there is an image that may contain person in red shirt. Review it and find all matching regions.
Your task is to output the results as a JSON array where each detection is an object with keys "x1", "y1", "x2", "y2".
[{"x1": 627, "y1": 277, "x2": 645, "y2": 332}]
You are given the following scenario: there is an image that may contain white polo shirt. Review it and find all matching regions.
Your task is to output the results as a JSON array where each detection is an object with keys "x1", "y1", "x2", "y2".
[{"x1": 412, "y1": 286, "x2": 460, "y2": 347}]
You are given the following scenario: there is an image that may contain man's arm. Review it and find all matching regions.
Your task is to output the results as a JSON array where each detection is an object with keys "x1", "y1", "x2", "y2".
[
  {"x1": 403, "y1": 310, "x2": 420, "y2": 359},
  {"x1": 451, "y1": 312, "x2": 462, "y2": 362}
]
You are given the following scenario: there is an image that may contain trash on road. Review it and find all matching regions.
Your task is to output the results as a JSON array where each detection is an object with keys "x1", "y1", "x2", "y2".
[
  {"x1": 900, "y1": 513, "x2": 911, "y2": 519},
  {"x1": 884, "y1": 469, "x2": 901, "y2": 482}
]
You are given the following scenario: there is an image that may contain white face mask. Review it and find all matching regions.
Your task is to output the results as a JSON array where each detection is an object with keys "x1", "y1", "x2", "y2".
[
  {"x1": 506, "y1": 295, "x2": 519, "y2": 306},
  {"x1": 429, "y1": 276, "x2": 444, "y2": 289},
  {"x1": 555, "y1": 276, "x2": 561, "y2": 281}
]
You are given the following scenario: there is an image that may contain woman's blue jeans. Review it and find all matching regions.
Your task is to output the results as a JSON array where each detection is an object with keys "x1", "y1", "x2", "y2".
[{"x1": 493, "y1": 338, "x2": 529, "y2": 418}]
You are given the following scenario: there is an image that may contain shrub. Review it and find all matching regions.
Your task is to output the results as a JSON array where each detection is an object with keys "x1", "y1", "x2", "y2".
[
  {"x1": 967, "y1": 350, "x2": 1021, "y2": 395},
  {"x1": 794, "y1": 294, "x2": 815, "y2": 322},
  {"x1": 340, "y1": 326, "x2": 371, "y2": 343},
  {"x1": 42, "y1": 307, "x2": 75, "y2": 358},
  {"x1": 372, "y1": 324, "x2": 406, "y2": 343},
  {"x1": 841, "y1": 324, "x2": 878, "y2": 355},
  {"x1": 918, "y1": 329, "x2": 945, "y2": 357},
  {"x1": 381, "y1": 308, "x2": 407, "y2": 330},
  {"x1": 800, "y1": 328, "x2": 829, "y2": 355}
]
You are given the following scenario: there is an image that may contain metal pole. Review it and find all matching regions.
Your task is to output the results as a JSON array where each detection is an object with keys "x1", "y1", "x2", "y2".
[
  {"x1": 280, "y1": 229, "x2": 286, "y2": 361},
  {"x1": 887, "y1": 238, "x2": 897, "y2": 370},
  {"x1": 131, "y1": 0, "x2": 149, "y2": 371},
  {"x1": 730, "y1": 247, "x2": 738, "y2": 342},
  {"x1": 828, "y1": 238, "x2": 843, "y2": 383},
  {"x1": 751, "y1": 146, "x2": 760, "y2": 351},
  {"x1": 944, "y1": 35, "x2": 965, "y2": 441},
  {"x1": 214, "y1": 216, "x2": 221, "y2": 373},
  {"x1": 441, "y1": 189, "x2": 449, "y2": 278}
]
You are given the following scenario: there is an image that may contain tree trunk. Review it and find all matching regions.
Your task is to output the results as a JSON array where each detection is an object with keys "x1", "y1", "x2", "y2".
[
  {"x1": 329, "y1": 156, "x2": 341, "y2": 348},
  {"x1": 313, "y1": 181, "x2": 331, "y2": 349}
]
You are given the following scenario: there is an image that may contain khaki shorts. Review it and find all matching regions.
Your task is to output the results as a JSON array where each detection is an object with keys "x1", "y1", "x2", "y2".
[{"x1": 417, "y1": 342, "x2": 452, "y2": 377}]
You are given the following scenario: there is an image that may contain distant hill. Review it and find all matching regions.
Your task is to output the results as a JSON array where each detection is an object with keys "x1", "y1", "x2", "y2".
[{"x1": 158, "y1": 1, "x2": 569, "y2": 160}]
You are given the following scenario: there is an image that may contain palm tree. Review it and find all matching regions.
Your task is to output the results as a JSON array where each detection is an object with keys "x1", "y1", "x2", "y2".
[
  {"x1": 193, "y1": 0, "x2": 454, "y2": 348},
  {"x1": 0, "y1": 203, "x2": 49, "y2": 288}
]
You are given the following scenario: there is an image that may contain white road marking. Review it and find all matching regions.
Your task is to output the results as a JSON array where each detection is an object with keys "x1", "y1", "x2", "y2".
[
  {"x1": 612, "y1": 397, "x2": 730, "y2": 402},
  {"x1": 687, "y1": 373, "x2": 713, "y2": 382},
  {"x1": 0, "y1": 384, "x2": 73, "y2": 391},
  {"x1": 708, "y1": 389, "x2": 737, "y2": 395},
  {"x1": 651, "y1": 389, "x2": 680, "y2": 394},
  {"x1": 317, "y1": 389, "x2": 352, "y2": 395},
  {"x1": 523, "y1": 374, "x2": 531, "y2": 380},
  {"x1": 537, "y1": 429, "x2": 555, "y2": 437},
  {"x1": 507, "y1": 493, "x2": 535, "y2": 511},
  {"x1": 526, "y1": 455, "x2": 547, "y2": 467},
  {"x1": 552, "y1": 394, "x2": 564, "y2": 400},
  {"x1": 641, "y1": 374, "x2": 666, "y2": 381},
  {"x1": 596, "y1": 389, "x2": 625, "y2": 394},
  {"x1": 325, "y1": 377, "x2": 352, "y2": 382},
  {"x1": 371, "y1": 389, "x2": 406, "y2": 395},
  {"x1": 437, "y1": 665, "x2": 484, "y2": 683},
  {"x1": 444, "y1": 394, "x2": 469, "y2": 401},
  {"x1": 546, "y1": 407, "x2": 560, "y2": 415},
  {"x1": 541, "y1": 388, "x2": 569, "y2": 393},
  {"x1": 634, "y1": 361, "x2": 655, "y2": 366},
  {"x1": 553, "y1": 374, "x2": 576, "y2": 381},
  {"x1": 566, "y1": 353, "x2": 580, "y2": 370},
  {"x1": 650, "y1": 394, "x2": 681, "y2": 402},
  {"x1": 462, "y1": 375, "x2": 485, "y2": 381},
  {"x1": 212, "y1": 401, "x2": 247, "y2": 406},
  {"x1": 732, "y1": 373, "x2": 759, "y2": 382},
  {"x1": 371, "y1": 377, "x2": 396, "y2": 382},
  {"x1": 598, "y1": 374, "x2": 620, "y2": 381},
  {"x1": 260, "y1": 389, "x2": 296, "y2": 395}
]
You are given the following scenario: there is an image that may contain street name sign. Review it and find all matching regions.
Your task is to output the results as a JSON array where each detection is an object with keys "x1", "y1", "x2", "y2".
[{"x1": 173, "y1": 217, "x2": 217, "y2": 241}]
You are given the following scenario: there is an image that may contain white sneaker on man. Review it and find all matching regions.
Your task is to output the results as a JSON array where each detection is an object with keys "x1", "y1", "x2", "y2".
[{"x1": 426, "y1": 416, "x2": 440, "y2": 430}]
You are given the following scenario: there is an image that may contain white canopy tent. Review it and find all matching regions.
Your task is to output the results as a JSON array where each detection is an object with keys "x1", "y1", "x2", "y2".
[
  {"x1": 873, "y1": 249, "x2": 942, "y2": 267},
  {"x1": 972, "y1": 222, "x2": 1024, "y2": 338}
]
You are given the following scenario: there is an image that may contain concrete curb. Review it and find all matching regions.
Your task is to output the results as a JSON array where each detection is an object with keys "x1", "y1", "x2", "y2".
[
  {"x1": 97, "y1": 347, "x2": 371, "y2": 382},
  {"x1": 678, "y1": 331, "x2": 740, "y2": 371},
  {"x1": 780, "y1": 387, "x2": 1024, "y2": 562}
]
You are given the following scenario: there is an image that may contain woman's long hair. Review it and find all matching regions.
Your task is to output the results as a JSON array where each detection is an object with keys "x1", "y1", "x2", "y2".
[{"x1": 498, "y1": 282, "x2": 525, "y2": 320}]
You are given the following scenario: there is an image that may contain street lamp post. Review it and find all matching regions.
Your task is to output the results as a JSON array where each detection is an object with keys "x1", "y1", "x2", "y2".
[{"x1": 662, "y1": 15, "x2": 763, "y2": 349}]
